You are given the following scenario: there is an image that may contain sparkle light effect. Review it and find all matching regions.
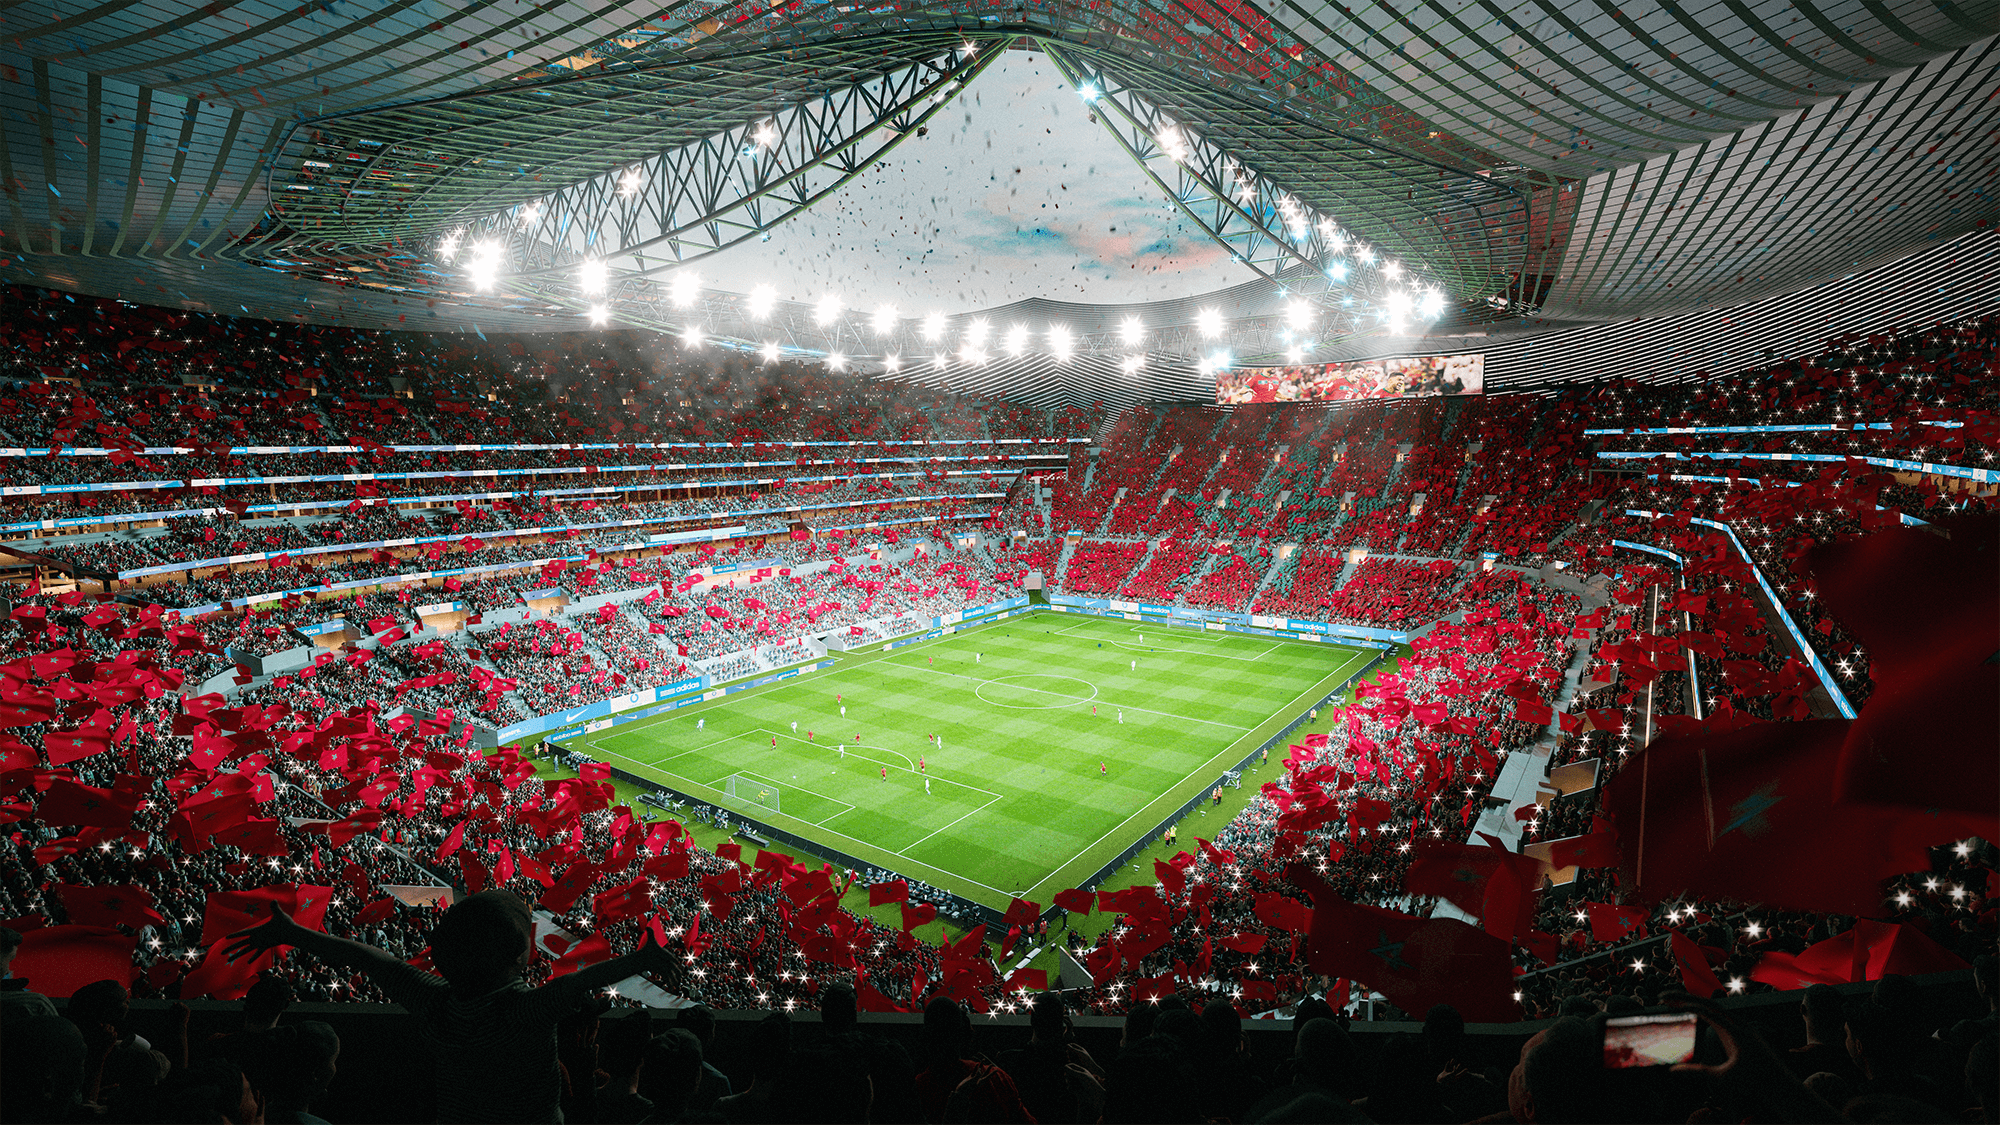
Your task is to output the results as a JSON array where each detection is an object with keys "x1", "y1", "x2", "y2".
[
  {"x1": 746, "y1": 284, "x2": 778, "y2": 319},
  {"x1": 465, "y1": 239, "x2": 504, "y2": 292},
  {"x1": 1002, "y1": 323, "x2": 1029, "y2": 357},
  {"x1": 760, "y1": 341, "x2": 781, "y2": 364},
  {"x1": 1285, "y1": 299, "x2": 1314, "y2": 332},
  {"x1": 577, "y1": 258, "x2": 607, "y2": 296},
  {"x1": 963, "y1": 318, "x2": 991, "y2": 349},
  {"x1": 815, "y1": 294, "x2": 842, "y2": 325},
  {"x1": 587, "y1": 304, "x2": 610, "y2": 326},
  {"x1": 921, "y1": 310, "x2": 949, "y2": 341},
  {"x1": 1195, "y1": 307, "x2": 1224, "y2": 338},
  {"x1": 1119, "y1": 316, "x2": 1145, "y2": 347},
  {"x1": 872, "y1": 304, "x2": 899, "y2": 335},
  {"x1": 1120, "y1": 354, "x2": 1146, "y2": 376},
  {"x1": 751, "y1": 119, "x2": 778, "y2": 149},
  {"x1": 682, "y1": 324, "x2": 705, "y2": 348},
  {"x1": 617, "y1": 167, "x2": 644, "y2": 196}
]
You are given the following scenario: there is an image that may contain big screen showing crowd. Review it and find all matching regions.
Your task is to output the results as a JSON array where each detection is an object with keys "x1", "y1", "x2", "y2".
[{"x1": 1216, "y1": 353, "x2": 1485, "y2": 404}]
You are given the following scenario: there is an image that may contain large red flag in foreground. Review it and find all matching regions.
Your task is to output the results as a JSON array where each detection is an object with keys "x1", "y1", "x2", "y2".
[
  {"x1": 1802, "y1": 513, "x2": 1999, "y2": 818},
  {"x1": 11, "y1": 925, "x2": 138, "y2": 997},
  {"x1": 1293, "y1": 865, "x2": 1516, "y2": 1023},
  {"x1": 1603, "y1": 719, "x2": 1991, "y2": 916}
]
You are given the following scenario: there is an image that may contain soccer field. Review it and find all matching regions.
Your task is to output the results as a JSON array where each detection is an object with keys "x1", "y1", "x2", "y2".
[{"x1": 566, "y1": 613, "x2": 1376, "y2": 910}]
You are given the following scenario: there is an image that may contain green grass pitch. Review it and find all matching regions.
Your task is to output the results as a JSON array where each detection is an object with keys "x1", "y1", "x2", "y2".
[{"x1": 567, "y1": 612, "x2": 1375, "y2": 910}]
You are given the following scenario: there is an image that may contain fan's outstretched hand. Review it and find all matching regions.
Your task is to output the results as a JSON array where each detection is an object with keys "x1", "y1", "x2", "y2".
[{"x1": 222, "y1": 904, "x2": 303, "y2": 962}]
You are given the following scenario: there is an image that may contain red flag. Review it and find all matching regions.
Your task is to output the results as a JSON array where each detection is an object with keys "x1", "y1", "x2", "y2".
[
  {"x1": 1053, "y1": 888, "x2": 1094, "y2": 915},
  {"x1": 869, "y1": 880, "x2": 910, "y2": 906},
  {"x1": 54, "y1": 884, "x2": 164, "y2": 930},
  {"x1": 1585, "y1": 902, "x2": 1649, "y2": 944},
  {"x1": 1669, "y1": 930, "x2": 1723, "y2": 999},
  {"x1": 200, "y1": 884, "x2": 333, "y2": 947},
  {"x1": 36, "y1": 777, "x2": 141, "y2": 830},
  {"x1": 1251, "y1": 892, "x2": 1313, "y2": 933},
  {"x1": 10, "y1": 925, "x2": 137, "y2": 997},
  {"x1": 1404, "y1": 839, "x2": 1534, "y2": 918},
  {"x1": 899, "y1": 902, "x2": 937, "y2": 931},
  {"x1": 1806, "y1": 514, "x2": 1999, "y2": 818},
  {"x1": 1296, "y1": 870, "x2": 1517, "y2": 1022},
  {"x1": 1603, "y1": 719, "x2": 1992, "y2": 915},
  {"x1": 1545, "y1": 824, "x2": 1621, "y2": 870}
]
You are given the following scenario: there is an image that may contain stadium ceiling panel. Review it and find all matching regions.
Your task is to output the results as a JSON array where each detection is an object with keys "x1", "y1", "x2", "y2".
[{"x1": 0, "y1": 0, "x2": 1992, "y2": 357}]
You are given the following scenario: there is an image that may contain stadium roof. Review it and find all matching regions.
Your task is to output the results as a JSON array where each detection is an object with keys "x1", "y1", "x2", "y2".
[{"x1": 0, "y1": 0, "x2": 1993, "y2": 385}]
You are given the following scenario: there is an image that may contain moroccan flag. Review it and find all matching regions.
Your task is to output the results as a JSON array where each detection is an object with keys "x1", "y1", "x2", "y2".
[
  {"x1": 1603, "y1": 719, "x2": 1992, "y2": 916},
  {"x1": 1669, "y1": 930, "x2": 1723, "y2": 999},
  {"x1": 10, "y1": 925, "x2": 136, "y2": 997},
  {"x1": 899, "y1": 902, "x2": 937, "y2": 931},
  {"x1": 1805, "y1": 514, "x2": 1999, "y2": 818},
  {"x1": 1405, "y1": 839, "x2": 1534, "y2": 918},
  {"x1": 200, "y1": 884, "x2": 333, "y2": 947},
  {"x1": 1053, "y1": 888, "x2": 1094, "y2": 915},
  {"x1": 1586, "y1": 902, "x2": 1649, "y2": 944},
  {"x1": 868, "y1": 880, "x2": 909, "y2": 907},
  {"x1": 55, "y1": 884, "x2": 165, "y2": 930},
  {"x1": 1545, "y1": 822, "x2": 1621, "y2": 870},
  {"x1": 1295, "y1": 868, "x2": 1516, "y2": 1023},
  {"x1": 37, "y1": 778, "x2": 141, "y2": 830},
  {"x1": 1002, "y1": 897, "x2": 1040, "y2": 929}
]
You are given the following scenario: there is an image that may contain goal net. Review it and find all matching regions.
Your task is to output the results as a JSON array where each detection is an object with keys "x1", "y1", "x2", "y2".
[{"x1": 722, "y1": 774, "x2": 781, "y2": 815}]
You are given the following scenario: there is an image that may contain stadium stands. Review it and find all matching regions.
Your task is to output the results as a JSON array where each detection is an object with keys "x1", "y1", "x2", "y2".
[{"x1": 5, "y1": 291, "x2": 1995, "y2": 1125}]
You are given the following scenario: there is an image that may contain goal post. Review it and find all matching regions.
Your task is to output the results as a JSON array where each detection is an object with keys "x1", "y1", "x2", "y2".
[{"x1": 722, "y1": 774, "x2": 781, "y2": 815}]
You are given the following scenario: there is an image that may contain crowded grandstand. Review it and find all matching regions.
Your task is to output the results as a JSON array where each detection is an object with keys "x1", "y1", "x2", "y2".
[{"x1": 2, "y1": 1, "x2": 1997, "y2": 1122}]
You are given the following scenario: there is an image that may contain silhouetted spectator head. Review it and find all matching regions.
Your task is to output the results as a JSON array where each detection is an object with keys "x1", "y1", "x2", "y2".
[
  {"x1": 67, "y1": 972, "x2": 131, "y2": 1024},
  {"x1": 676, "y1": 1002, "x2": 718, "y2": 1048},
  {"x1": 1508, "y1": 1016, "x2": 1605, "y2": 1124},
  {"x1": 746, "y1": 1011, "x2": 792, "y2": 1084},
  {"x1": 1847, "y1": 999, "x2": 1909, "y2": 1077},
  {"x1": 1802, "y1": 983, "x2": 1845, "y2": 1042},
  {"x1": 1975, "y1": 955, "x2": 1998, "y2": 1012},
  {"x1": 779, "y1": 1046, "x2": 872, "y2": 1124},
  {"x1": 1802, "y1": 1069, "x2": 1855, "y2": 1107},
  {"x1": 921, "y1": 997, "x2": 971, "y2": 1066},
  {"x1": 1424, "y1": 1003, "x2": 1466, "y2": 1065},
  {"x1": 154, "y1": 1057, "x2": 259, "y2": 1125},
  {"x1": 426, "y1": 890, "x2": 532, "y2": 989},
  {"x1": 819, "y1": 981, "x2": 857, "y2": 1035},
  {"x1": 244, "y1": 975, "x2": 296, "y2": 1030},
  {"x1": 1603, "y1": 993, "x2": 1642, "y2": 1017},
  {"x1": 1291, "y1": 1018, "x2": 1358, "y2": 1098},
  {"x1": 241, "y1": 1021, "x2": 340, "y2": 1121},
  {"x1": 1029, "y1": 991, "x2": 1066, "y2": 1041},
  {"x1": 0, "y1": 925, "x2": 19, "y2": 976},
  {"x1": 1121, "y1": 1001, "x2": 1159, "y2": 1049},
  {"x1": 1201, "y1": 1000, "x2": 1242, "y2": 1056},
  {"x1": 1292, "y1": 995, "x2": 1335, "y2": 1030},
  {"x1": 1557, "y1": 994, "x2": 1598, "y2": 1020},
  {"x1": 1103, "y1": 1036, "x2": 1199, "y2": 1124},
  {"x1": 640, "y1": 1028, "x2": 705, "y2": 1121},
  {"x1": 2, "y1": 1016, "x2": 87, "y2": 1122},
  {"x1": 1155, "y1": 1007, "x2": 1207, "y2": 1056}
]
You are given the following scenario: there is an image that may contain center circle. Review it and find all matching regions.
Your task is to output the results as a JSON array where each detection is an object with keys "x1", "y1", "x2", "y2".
[{"x1": 974, "y1": 674, "x2": 1100, "y2": 710}]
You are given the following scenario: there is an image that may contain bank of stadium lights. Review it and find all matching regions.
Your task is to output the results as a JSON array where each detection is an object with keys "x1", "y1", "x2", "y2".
[
  {"x1": 682, "y1": 324, "x2": 704, "y2": 349},
  {"x1": 670, "y1": 271, "x2": 701, "y2": 308},
  {"x1": 516, "y1": 201, "x2": 542, "y2": 227},
  {"x1": 1003, "y1": 323, "x2": 1029, "y2": 357},
  {"x1": 759, "y1": 341, "x2": 781, "y2": 364},
  {"x1": 1047, "y1": 324, "x2": 1073, "y2": 362},
  {"x1": 1120, "y1": 354, "x2": 1146, "y2": 376},
  {"x1": 587, "y1": 304, "x2": 610, "y2": 326},
  {"x1": 465, "y1": 239, "x2": 504, "y2": 292},
  {"x1": 963, "y1": 318, "x2": 990, "y2": 349},
  {"x1": 1195, "y1": 308, "x2": 1224, "y2": 338},
  {"x1": 920, "y1": 310, "x2": 948, "y2": 342},
  {"x1": 577, "y1": 259, "x2": 607, "y2": 296},
  {"x1": 883, "y1": 354, "x2": 902, "y2": 372},
  {"x1": 1196, "y1": 351, "x2": 1231, "y2": 376},
  {"x1": 436, "y1": 228, "x2": 464, "y2": 264},
  {"x1": 815, "y1": 294, "x2": 842, "y2": 325},
  {"x1": 751, "y1": 119, "x2": 778, "y2": 149},
  {"x1": 1154, "y1": 123, "x2": 1191, "y2": 163},
  {"x1": 617, "y1": 167, "x2": 644, "y2": 197},
  {"x1": 1119, "y1": 316, "x2": 1145, "y2": 347},
  {"x1": 746, "y1": 284, "x2": 777, "y2": 319},
  {"x1": 1285, "y1": 299, "x2": 1314, "y2": 332},
  {"x1": 825, "y1": 352, "x2": 847, "y2": 371}
]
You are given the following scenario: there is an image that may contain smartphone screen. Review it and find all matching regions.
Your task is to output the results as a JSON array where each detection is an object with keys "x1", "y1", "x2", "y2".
[{"x1": 1602, "y1": 1012, "x2": 1699, "y2": 1068}]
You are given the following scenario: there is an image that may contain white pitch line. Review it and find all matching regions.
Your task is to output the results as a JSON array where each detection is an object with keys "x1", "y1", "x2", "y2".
[
  {"x1": 1046, "y1": 622, "x2": 1286, "y2": 663},
  {"x1": 1020, "y1": 647, "x2": 1373, "y2": 902},
  {"x1": 896, "y1": 793, "x2": 1003, "y2": 856}
]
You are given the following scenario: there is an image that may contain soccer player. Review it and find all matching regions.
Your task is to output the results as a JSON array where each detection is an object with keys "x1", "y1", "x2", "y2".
[
  {"x1": 770, "y1": 736, "x2": 776, "y2": 747},
  {"x1": 1130, "y1": 659, "x2": 1136, "y2": 671},
  {"x1": 791, "y1": 720, "x2": 798, "y2": 733},
  {"x1": 1118, "y1": 711, "x2": 1123, "y2": 724},
  {"x1": 696, "y1": 718, "x2": 704, "y2": 730},
  {"x1": 880, "y1": 766, "x2": 887, "y2": 781},
  {"x1": 1099, "y1": 762, "x2": 1107, "y2": 778},
  {"x1": 840, "y1": 705, "x2": 846, "y2": 716},
  {"x1": 918, "y1": 757, "x2": 926, "y2": 772},
  {"x1": 925, "y1": 777, "x2": 931, "y2": 795}
]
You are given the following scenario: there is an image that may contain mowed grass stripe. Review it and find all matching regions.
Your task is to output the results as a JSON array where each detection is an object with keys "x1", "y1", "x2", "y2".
[{"x1": 572, "y1": 613, "x2": 1374, "y2": 908}]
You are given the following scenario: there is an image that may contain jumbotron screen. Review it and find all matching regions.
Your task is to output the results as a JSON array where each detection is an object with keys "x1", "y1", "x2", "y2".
[{"x1": 1216, "y1": 352, "x2": 1485, "y2": 404}]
